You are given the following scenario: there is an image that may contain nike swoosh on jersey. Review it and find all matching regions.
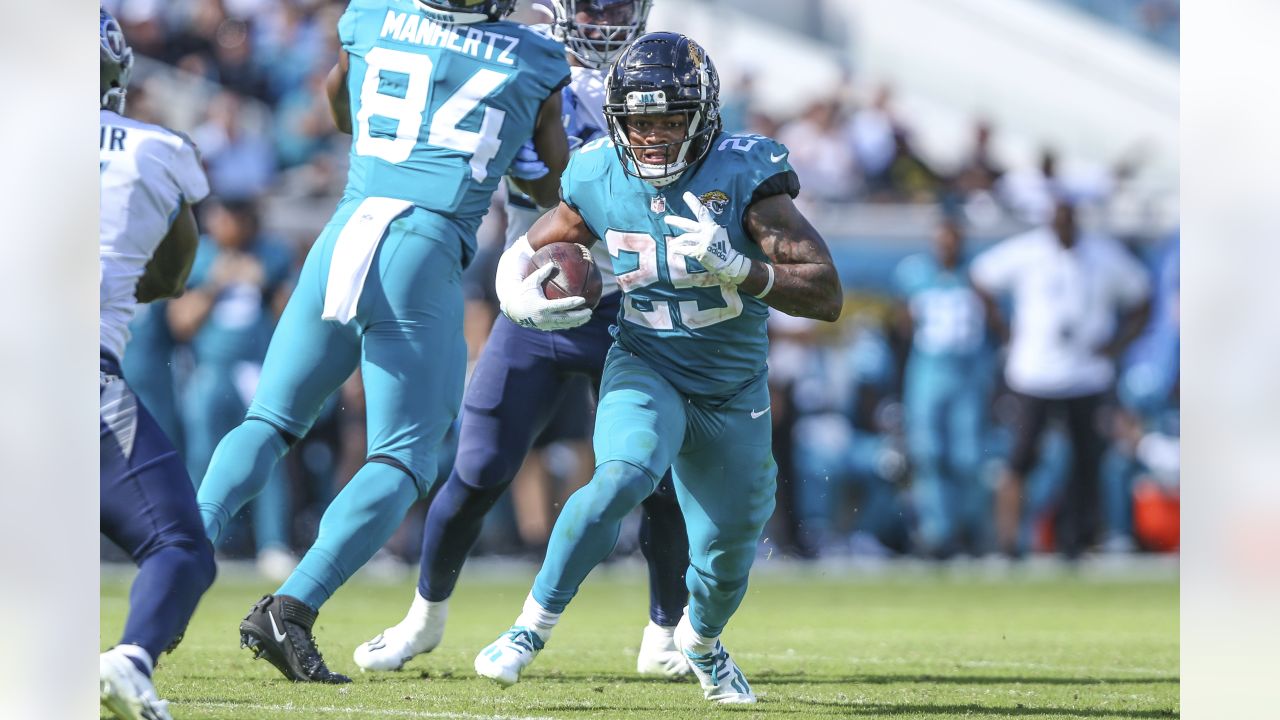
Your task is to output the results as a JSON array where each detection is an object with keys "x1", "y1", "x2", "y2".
[
  {"x1": 770, "y1": 153, "x2": 787, "y2": 163},
  {"x1": 750, "y1": 407, "x2": 771, "y2": 419},
  {"x1": 268, "y1": 612, "x2": 287, "y2": 642}
]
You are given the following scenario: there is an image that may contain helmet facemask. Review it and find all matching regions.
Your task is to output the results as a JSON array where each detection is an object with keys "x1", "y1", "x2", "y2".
[
  {"x1": 559, "y1": 0, "x2": 652, "y2": 69},
  {"x1": 100, "y1": 9, "x2": 133, "y2": 114}
]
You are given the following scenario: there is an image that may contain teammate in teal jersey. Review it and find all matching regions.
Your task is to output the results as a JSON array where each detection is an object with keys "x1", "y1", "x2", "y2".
[
  {"x1": 194, "y1": 0, "x2": 574, "y2": 683},
  {"x1": 894, "y1": 219, "x2": 999, "y2": 557},
  {"x1": 476, "y1": 33, "x2": 843, "y2": 704}
]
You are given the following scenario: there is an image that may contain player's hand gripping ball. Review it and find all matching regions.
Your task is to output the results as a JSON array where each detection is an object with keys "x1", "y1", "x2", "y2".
[{"x1": 529, "y1": 242, "x2": 603, "y2": 310}]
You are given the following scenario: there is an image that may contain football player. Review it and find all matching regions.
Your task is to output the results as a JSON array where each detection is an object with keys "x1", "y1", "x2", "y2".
[
  {"x1": 474, "y1": 33, "x2": 843, "y2": 703},
  {"x1": 99, "y1": 9, "x2": 217, "y2": 719},
  {"x1": 352, "y1": 0, "x2": 695, "y2": 679},
  {"x1": 193, "y1": 0, "x2": 572, "y2": 682},
  {"x1": 894, "y1": 219, "x2": 1000, "y2": 557}
]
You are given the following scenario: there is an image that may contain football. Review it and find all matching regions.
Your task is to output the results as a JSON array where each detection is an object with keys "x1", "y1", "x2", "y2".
[{"x1": 529, "y1": 241, "x2": 603, "y2": 310}]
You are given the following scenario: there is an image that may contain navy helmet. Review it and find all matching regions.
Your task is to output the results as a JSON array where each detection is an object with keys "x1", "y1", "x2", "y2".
[
  {"x1": 603, "y1": 32, "x2": 720, "y2": 187},
  {"x1": 100, "y1": 8, "x2": 134, "y2": 114}
]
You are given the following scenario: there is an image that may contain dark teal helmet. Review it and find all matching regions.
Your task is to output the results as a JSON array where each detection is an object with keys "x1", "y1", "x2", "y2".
[
  {"x1": 100, "y1": 8, "x2": 133, "y2": 114},
  {"x1": 414, "y1": 0, "x2": 519, "y2": 24}
]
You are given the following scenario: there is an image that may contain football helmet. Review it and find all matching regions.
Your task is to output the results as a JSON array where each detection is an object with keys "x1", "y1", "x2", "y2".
[
  {"x1": 100, "y1": 9, "x2": 133, "y2": 114},
  {"x1": 414, "y1": 0, "x2": 518, "y2": 24},
  {"x1": 555, "y1": 1, "x2": 653, "y2": 69},
  {"x1": 603, "y1": 32, "x2": 720, "y2": 187}
]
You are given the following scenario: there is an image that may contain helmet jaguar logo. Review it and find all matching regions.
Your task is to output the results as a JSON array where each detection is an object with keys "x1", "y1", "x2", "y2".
[{"x1": 699, "y1": 190, "x2": 730, "y2": 216}]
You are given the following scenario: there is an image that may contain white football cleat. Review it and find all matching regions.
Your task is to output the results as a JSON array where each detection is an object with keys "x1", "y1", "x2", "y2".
[
  {"x1": 674, "y1": 615, "x2": 756, "y2": 704},
  {"x1": 100, "y1": 647, "x2": 172, "y2": 720},
  {"x1": 636, "y1": 622, "x2": 692, "y2": 677},
  {"x1": 353, "y1": 592, "x2": 447, "y2": 672},
  {"x1": 474, "y1": 625, "x2": 545, "y2": 686}
]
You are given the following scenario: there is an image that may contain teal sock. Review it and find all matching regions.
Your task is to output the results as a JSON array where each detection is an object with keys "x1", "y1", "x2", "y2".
[
  {"x1": 197, "y1": 418, "x2": 288, "y2": 547},
  {"x1": 278, "y1": 462, "x2": 419, "y2": 609}
]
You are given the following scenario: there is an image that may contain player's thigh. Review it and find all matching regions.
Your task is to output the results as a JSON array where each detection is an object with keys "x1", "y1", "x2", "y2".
[
  {"x1": 360, "y1": 229, "x2": 467, "y2": 491},
  {"x1": 592, "y1": 347, "x2": 686, "y2": 481},
  {"x1": 672, "y1": 376, "x2": 777, "y2": 574},
  {"x1": 1007, "y1": 392, "x2": 1052, "y2": 476},
  {"x1": 452, "y1": 316, "x2": 570, "y2": 489},
  {"x1": 249, "y1": 236, "x2": 362, "y2": 439},
  {"x1": 101, "y1": 375, "x2": 204, "y2": 559},
  {"x1": 904, "y1": 359, "x2": 948, "y2": 460}
]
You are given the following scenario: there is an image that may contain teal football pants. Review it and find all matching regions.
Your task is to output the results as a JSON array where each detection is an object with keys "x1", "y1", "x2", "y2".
[
  {"x1": 197, "y1": 200, "x2": 468, "y2": 610},
  {"x1": 533, "y1": 346, "x2": 776, "y2": 638},
  {"x1": 904, "y1": 353, "x2": 989, "y2": 555}
]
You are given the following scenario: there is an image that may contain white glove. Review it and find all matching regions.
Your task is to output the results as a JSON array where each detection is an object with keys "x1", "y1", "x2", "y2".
[
  {"x1": 495, "y1": 236, "x2": 592, "y2": 331},
  {"x1": 665, "y1": 191, "x2": 751, "y2": 285},
  {"x1": 509, "y1": 139, "x2": 549, "y2": 181}
]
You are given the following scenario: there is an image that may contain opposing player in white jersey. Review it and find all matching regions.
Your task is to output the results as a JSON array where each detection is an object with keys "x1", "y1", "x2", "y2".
[
  {"x1": 353, "y1": 0, "x2": 693, "y2": 678},
  {"x1": 98, "y1": 10, "x2": 217, "y2": 720}
]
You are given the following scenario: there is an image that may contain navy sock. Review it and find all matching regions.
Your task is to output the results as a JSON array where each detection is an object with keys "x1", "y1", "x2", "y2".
[
  {"x1": 640, "y1": 478, "x2": 690, "y2": 627},
  {"x1": 418, "y1": 471, "x2": 507, "y2": 602}
]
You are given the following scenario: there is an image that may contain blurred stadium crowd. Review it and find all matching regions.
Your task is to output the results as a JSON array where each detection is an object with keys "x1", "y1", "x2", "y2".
[{"x1": 102, "y1": 0, "x2": 1179, "y2": 578}]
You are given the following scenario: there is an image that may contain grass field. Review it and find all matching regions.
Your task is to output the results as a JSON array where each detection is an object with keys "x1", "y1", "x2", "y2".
[{"x1": 102, "y1": 561, "x2": 1179, "y2": 720}]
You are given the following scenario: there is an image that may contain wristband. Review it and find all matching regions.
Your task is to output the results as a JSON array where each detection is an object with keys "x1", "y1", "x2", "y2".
[{"x1": 754, "y1": 263, "x2": 775, "y2": 299}]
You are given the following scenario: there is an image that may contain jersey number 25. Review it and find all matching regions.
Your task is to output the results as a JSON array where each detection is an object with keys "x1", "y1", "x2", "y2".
[
  {"x1": 605, "y1": 230, "x2": 743, "y2": 331},
  {"x1": 355, "y1": 46, "x2": 507, "y2": 181}
]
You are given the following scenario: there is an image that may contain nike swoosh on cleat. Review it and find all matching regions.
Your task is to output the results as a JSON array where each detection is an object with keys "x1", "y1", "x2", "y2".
[
  {"x1": 268, "y1": 612, "x2": 287, "y2": 642},
  {"x1": 750, "y1": 407, "x2": 770, "y2": 419},
  {"x1": 770, "y1": 152, "x2": 787, "y2": 163}
]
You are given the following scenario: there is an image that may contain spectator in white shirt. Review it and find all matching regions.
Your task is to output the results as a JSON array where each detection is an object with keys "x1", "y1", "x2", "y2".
[{"x1": 971, "y1": 198, "x2": 1151, "y2": 558}]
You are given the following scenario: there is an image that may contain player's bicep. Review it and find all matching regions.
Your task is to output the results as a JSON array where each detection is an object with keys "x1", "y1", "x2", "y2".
[
  {"x1": 137, "y1": 202, "x2": 199, "y2": 303},
  {"x1": 528, "y1": 201, "x2": 594, "y2": 250},
  {"x1": 745, "y1": 193, "x2": 836, "y2": 269},
  {"x1": 532, "y1": 91, "x2": 569, "y2": 177},
  {"x1": 326, "y1": 50, "x2": 352, "y2": 134}
]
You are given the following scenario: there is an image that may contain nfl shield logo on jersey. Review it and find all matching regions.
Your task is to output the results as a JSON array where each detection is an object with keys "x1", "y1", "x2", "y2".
[{"x1": 650, "y1": 195, "x2": 666, "y2": 213}]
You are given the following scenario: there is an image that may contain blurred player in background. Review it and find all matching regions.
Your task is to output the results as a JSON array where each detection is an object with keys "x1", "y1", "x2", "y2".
[
  {"x1": 352, "y1": 0, "x2": 695, "y2": 679},
  {"x1": 894, "y1": 218, "x2": 999, "y2": 557},
  {"x1": 99, "y1": 9, "x2": 217, "y2": 719},
  {"x1": 193, "y1": 0, "x2": 571, "y2": 683},
  {"x1": 473, "y1": 33, "x2": 843, "y2": 704}
]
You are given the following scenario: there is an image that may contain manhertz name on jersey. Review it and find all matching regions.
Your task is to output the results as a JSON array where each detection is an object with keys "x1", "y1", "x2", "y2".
[
  {"x1": 339, "y1": 0, "x2": 569, "y2": 222},
  {"x1": 562, "y1": 131, "x2": 800, "y2": 398}
]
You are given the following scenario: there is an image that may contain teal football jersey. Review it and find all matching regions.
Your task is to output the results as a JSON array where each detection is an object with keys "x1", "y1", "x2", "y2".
[
  {"x1": 338, "y1": 0, "x2": 570, "y2": 220},
  {"x1": 562, "y1": 131, "x2": 800, "y2": 398},
  {"x1": 895, "y1": 254, "x2": 985, "y2": 358}
]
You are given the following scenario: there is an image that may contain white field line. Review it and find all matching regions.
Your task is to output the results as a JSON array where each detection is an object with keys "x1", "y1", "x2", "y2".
[
  {"x1": 185, "y1": 701, "x2": 554, "y2": 720},
  {"x1": 738, "y1": 653, "x2": 1178, "y2": 677}
]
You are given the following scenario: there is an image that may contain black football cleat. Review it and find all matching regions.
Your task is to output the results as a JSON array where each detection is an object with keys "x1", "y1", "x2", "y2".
[{"x1": 239, "y1": 594, "x2": 351, "y2": 683}]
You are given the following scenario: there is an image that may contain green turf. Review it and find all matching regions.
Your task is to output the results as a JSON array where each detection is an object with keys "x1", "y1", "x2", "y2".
[{"x1": 101, "y1": 563, "x2": 1178, "y2": 719}]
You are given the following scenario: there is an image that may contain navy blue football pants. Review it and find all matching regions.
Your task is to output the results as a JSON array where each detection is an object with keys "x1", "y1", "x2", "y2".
[
  {"x1": 101, "y1": 352, "x2": 216, "y2": 663},
  {"x1": 418, "y1": 293, "x2": 691, "y2": 627}
]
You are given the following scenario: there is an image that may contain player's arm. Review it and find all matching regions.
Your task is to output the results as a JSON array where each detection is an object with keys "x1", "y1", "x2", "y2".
[
  {"x1": 135, "y1": 202, "x2": 199, "y2": 304},
  {"x1": 738, "y1": 194, "x2": 843, "y2": 321},
  {"x1": 326, "y1": 50, "x2": 352, "y2": 135},
  {"x1": 508, "y1": 91, "x2": 569, "y2": 208},
  {"x1": 1097, "y1": 298, "x2": 1151, "y2": 359},
  {"x1": 492, "y1": 201, "x2": 594, "y2": 331}
]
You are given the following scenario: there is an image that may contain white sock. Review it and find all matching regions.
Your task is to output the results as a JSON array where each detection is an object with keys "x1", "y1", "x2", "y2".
[
  {"x1": 399, "y1": 590, "x2": 446, "y2": 636},
  {"x1": 114, "y1": 644, "x2": 154, "y2": 675},
  {"x1": 515, "y1": 592, "x2": 560, "y2": 641},
  {"x1": 647, "y1": 620, "x2": 675, "y2": 637},
  {"x1": 679, "y1": 617, "x2": 717, "y2": 655}
]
